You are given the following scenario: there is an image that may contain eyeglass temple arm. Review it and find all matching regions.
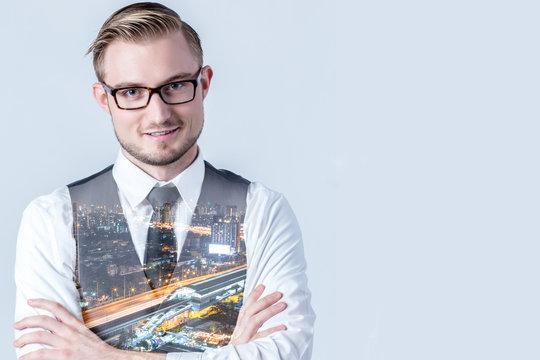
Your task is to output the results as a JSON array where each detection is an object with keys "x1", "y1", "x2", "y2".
[{"x1": 101, "y1": 82, "x2": 114, "y2": 94}]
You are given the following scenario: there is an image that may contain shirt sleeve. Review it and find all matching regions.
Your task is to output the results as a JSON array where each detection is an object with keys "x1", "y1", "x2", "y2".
[
  {"x1": 168, "y1": 182, "x2": 315, "y2": 360},
  {"x1": 15, "y1": 183, "x2": 315, "y2": 360},
  {"x1": 14, "y1": 187, "x2": 83, "y2": 358}
]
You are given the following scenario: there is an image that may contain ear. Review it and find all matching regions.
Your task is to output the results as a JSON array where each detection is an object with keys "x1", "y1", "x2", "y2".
[
  {"x1": 92, "y1": 83, "x2": 111, "y2": 114},
  {"x1": 200, "y1": 65, "x2": 213, "y2": 100}
]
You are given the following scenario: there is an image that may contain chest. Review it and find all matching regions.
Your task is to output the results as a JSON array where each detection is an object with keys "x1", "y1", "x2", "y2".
[{"x1": 68, "y1": 163, "x2": 249, "y2": 352}]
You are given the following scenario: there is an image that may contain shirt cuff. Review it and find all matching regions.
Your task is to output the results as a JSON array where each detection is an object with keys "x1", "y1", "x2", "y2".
[{"x1": 166, "y1": 352, "x2": 204, "y2": 360}]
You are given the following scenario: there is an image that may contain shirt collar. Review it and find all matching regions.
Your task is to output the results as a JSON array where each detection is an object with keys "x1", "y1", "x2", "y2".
[{"x1": 112, "y1": 149, "x2": 205, "y2": 212}]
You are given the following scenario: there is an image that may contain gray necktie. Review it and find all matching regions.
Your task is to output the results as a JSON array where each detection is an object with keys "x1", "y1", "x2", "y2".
[{"x1": 144, "y1": 186, "x2": 180, "y2": 290}]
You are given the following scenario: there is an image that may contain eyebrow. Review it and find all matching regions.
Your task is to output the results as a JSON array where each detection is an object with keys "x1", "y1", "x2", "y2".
[{"x1": 111, "y1": 71, "x2": 197, "y2": 89}]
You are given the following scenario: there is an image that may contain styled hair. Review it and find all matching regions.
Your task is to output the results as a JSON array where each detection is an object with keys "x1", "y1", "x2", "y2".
[{"x1": 87, "y1": 2, "x2": 203, "y2": 82}]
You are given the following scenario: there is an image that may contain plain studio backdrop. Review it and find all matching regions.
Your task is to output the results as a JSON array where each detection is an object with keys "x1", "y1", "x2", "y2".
[{"x1": 1, "y1": 1, "x2": 540, "y2": 359}]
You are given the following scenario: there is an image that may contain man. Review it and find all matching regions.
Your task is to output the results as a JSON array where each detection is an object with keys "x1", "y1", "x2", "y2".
[{"x1": 13, "y1": 2, "x2": 314, "y2": 360}]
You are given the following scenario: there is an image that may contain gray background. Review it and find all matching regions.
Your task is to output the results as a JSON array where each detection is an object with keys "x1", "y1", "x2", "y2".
[{"x1": 1, "y1": 0, "x2": 539, "y2": 359}]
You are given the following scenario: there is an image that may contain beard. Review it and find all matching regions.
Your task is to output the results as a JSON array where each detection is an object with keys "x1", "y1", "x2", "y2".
[{"x1": 114, "y1": 118, "x2": 204, "y2": 167}]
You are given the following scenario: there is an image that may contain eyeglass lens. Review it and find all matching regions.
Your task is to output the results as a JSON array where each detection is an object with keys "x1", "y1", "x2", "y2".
[{"x1": 115, "y1": 82, "x2": 195, "y2": 109}]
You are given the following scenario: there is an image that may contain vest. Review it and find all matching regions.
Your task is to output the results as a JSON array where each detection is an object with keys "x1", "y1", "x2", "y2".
[{"x1": 68, "y1": 161, "x2": 249, "y2": 353}]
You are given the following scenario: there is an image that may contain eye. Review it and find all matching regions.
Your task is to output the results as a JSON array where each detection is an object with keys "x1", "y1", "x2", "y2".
[
  {"x1": 118, "y1": 88, "x2": 143, "y2": 97},
  {"x1": 164, "y1": 82, "x2": 184, "y2": 91}
]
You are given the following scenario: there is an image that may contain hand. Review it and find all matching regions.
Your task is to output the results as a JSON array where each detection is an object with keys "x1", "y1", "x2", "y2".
[
  {"x1": 13, "y1": 299, "x2": 157, "y2": 360},
  {"x1": 230, "y1": 284, "x2": 287, "y2": 345},
  {"x1": 14, "y1": 288, "x2": 286, "y2": 359}
]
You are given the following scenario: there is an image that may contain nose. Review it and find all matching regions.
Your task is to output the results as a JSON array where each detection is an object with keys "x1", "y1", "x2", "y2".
[{"x1": 145, "y1": 91, "x2": 173, "y2": 123}]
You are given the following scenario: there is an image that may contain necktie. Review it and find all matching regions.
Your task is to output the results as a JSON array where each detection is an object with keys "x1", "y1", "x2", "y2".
[{"x1": 144, "y1": 186, "x2": 180, "y2": 290}]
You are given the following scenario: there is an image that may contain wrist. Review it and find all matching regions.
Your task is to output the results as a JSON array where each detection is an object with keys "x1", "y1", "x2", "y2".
[
  {"x1": 109, "y1": 347, "x2": 129, "y2": 360},
  {"x1": 106, "y1": 344, "x2": 167, "y2": 359},
  {"x1": 108, "y1": 347, "x2": 144, "y2": 360}
]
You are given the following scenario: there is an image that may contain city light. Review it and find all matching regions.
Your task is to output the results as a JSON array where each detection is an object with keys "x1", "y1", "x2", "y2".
[{"x1": 75, "y1": 201, "x2": 248, "y2": 352}]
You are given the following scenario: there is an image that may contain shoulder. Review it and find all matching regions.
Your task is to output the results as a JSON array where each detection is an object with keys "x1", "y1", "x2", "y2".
[
  {"x1": 247, "y1": 182, "x2": 294, "y2": 216},
  {"x1": 247, "y1": 181, "x2": 286, "y2": 209},
  {"x1": 204, "y1": 161, "x2": 250, "y2": 185},
  {"x1": 23, "y1": 186, "x2": 72, "y2": 221},
  {"x1": 67, "y1": 164, "x2": 114, "y2": 188},
  {"x1": 245, "y1": 182, "x2": 301, "y2": 243},
  {"x1": 17, "y1": 186, "x2": 74, "y2": 271}
]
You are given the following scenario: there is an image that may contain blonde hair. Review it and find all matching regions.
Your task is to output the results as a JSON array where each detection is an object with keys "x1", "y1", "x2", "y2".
[{"x1": 87, "y1": 2, "x2": 203, "y2": 82}]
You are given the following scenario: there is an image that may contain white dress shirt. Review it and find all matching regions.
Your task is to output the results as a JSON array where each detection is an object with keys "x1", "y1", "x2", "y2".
[{"x1": 14, "y1": 150, "x2": 315, "y2": 360}]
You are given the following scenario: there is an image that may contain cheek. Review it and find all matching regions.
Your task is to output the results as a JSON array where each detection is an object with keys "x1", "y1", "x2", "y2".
[
  {"x1": 187, "y1": 109, "x2": 204, "y2": 128},
  {"x1": 186, "y1": 115, "x2": 202, "y2": 133},
  {"x1": 112, "y1": 114, "x2": 141, "y2": 135}
]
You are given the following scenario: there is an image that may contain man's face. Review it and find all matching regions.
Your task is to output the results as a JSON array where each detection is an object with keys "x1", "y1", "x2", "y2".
[{"x1": 93, "y1": 31, "x2": 211, "y2": 168}]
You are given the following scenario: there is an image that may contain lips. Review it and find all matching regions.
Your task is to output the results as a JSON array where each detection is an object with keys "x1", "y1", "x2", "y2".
[
  {"x1": 143, "y1": 127, "x2": 180, "y2": 141},
  {"x1": 146, "y1": 128, "x2": 177, "y2": 136}
]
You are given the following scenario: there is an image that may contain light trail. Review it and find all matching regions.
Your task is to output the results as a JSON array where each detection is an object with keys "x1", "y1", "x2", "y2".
[{"x1": 83, "y1": 265, "x2": 246, "y2": 327}]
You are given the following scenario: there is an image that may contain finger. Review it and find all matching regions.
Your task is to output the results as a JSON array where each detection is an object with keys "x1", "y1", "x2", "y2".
[
  {"x1": 252, "y1": 301, "x2": 287, "y2": 327},
  {"x1": 14, "y1": 315, "x2": 64, "y2": 334},
  {"x1": 241, "y1": 284, "x2": 265, "y2": 312},
  {"x1": 15, "y1": 330, "x2": 66, "y2": 349},
  {"x1": 27, "y1": 299, "x2": 83, "y2": 330},
  {"x1": 238, "y1": 301, "x2": 286, "y2": 338},
  {"x1": 251, "y1": 324, "x2": 287, "y2": 341},
  {"x1": 244, "y1": 291, "x2": 283, "y2": 317}
]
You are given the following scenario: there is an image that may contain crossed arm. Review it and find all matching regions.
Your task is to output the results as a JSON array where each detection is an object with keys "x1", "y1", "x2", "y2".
[
  {"x1": 14, "y1": 185, "x2": 315, "y2": 359},
  {"x1": 14, "y1": 285, "x2": 286, "y2": 360}
]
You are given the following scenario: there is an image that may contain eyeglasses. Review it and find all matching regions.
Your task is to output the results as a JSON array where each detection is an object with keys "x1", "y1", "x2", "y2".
[{"x1": 101, "y1": 67, "x2": 203, "y2": 110}]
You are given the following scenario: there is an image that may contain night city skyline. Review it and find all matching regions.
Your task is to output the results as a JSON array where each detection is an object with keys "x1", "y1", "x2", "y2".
[{"x1": 72, "y1": 200, "x2": 247, "y2": 352}]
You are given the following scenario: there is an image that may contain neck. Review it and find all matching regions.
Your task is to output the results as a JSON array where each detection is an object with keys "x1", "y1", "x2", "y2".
[{"x1": 122, "y1": 144, "x2": 198, "y2": 182}]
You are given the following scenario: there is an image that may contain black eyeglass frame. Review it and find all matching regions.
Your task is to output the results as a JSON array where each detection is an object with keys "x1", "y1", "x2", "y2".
[{"x1": 101, "y1": 66, "x2": 203, "y2": 110}]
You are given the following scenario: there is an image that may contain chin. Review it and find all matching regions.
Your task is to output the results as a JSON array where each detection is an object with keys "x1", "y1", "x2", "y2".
[
  {"x1": 138, "y1": 151, "x2": 186, "y2": 166},
  {"x1": 117, "y1": 126, "x2": 201, "y2": 168},
  {"x1": 126, "y1": 142, "x2": 196, "y2": 167}
]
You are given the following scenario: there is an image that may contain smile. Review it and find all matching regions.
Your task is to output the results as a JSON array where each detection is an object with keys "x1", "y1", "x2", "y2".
[
  {"x1": 146, "y1": 128, "x2": 178, "y2": 136},
  {"x1": 143, "y1": 127, "x2": 180, "y2": 141}
]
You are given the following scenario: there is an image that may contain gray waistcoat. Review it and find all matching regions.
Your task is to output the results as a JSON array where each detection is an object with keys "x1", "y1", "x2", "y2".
[{"x1": 68, "y1": 161, "x2": 249, "y2": 352}]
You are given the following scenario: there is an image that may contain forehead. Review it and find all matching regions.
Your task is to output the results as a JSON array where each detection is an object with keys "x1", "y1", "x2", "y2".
[{"x1": 101, "y1": 31, "x2": 199, "y2": 86}]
